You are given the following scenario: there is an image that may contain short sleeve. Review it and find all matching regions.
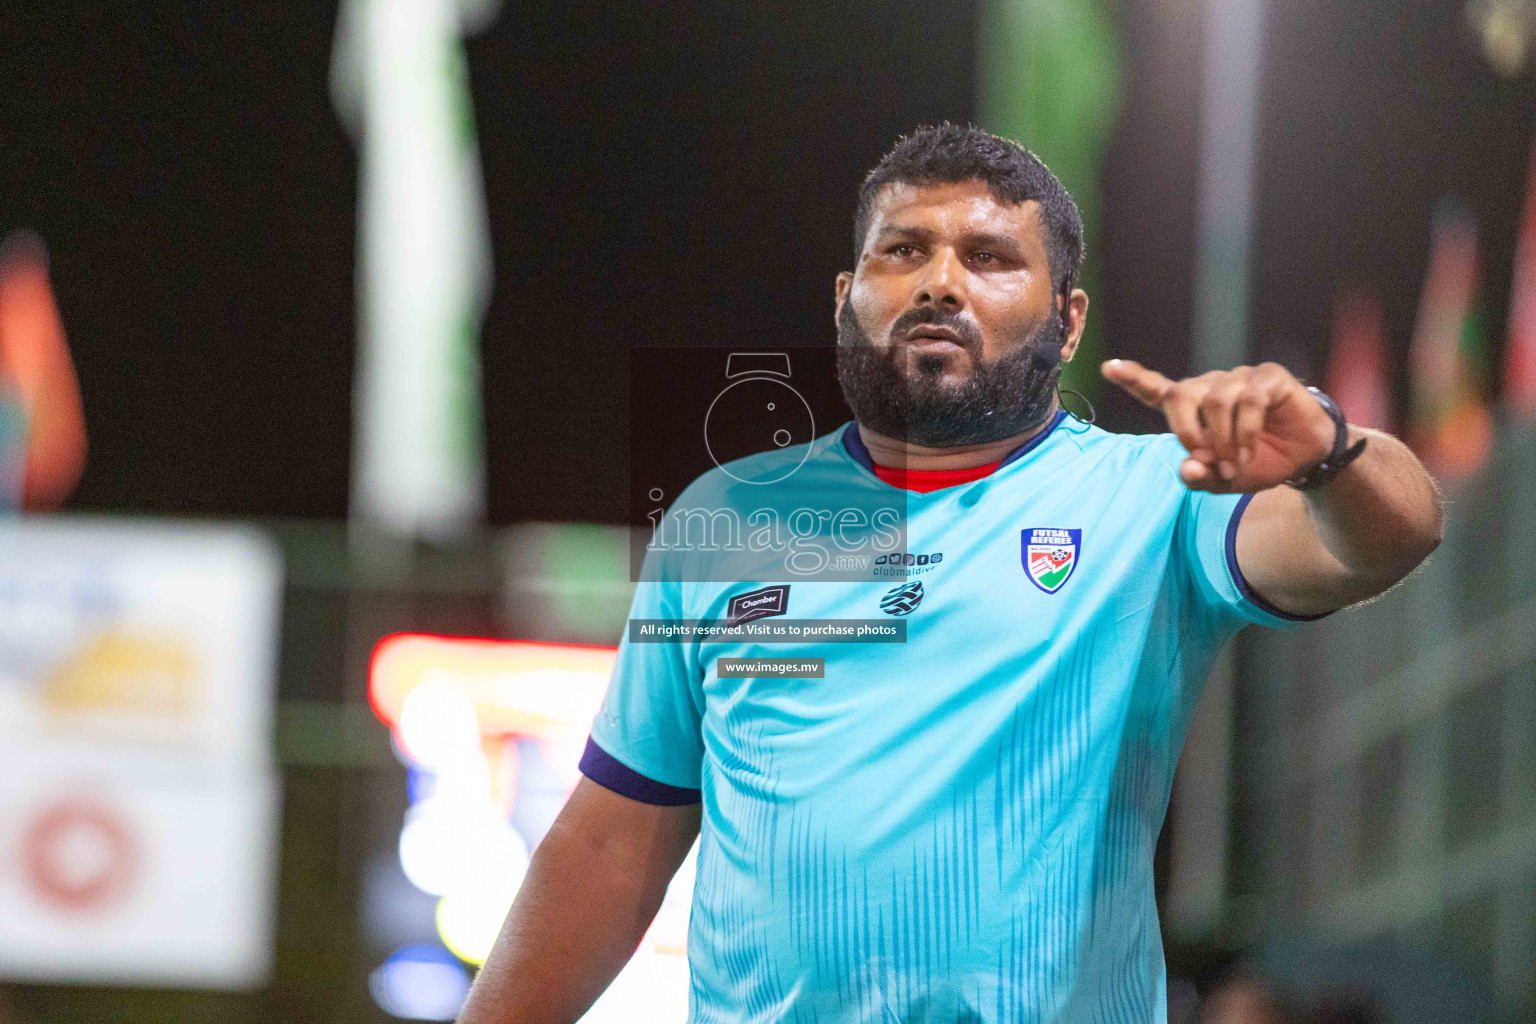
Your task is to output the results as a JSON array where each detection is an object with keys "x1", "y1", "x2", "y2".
[
  {"x1": 581, "y1": 568, "x2": 705, "y2": 805},
  {"x1": 1180, "y1": 487, "x2": 1329, "y2": 631}
]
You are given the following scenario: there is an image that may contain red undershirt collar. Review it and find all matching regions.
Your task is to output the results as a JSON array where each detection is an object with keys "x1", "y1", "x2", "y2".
[
  {"x1": 841, "y1": 412, "x2": 1069, "y2": 492},
  {"x1": 870, "y1": 460, "x2": 1002, "y2": 492}
]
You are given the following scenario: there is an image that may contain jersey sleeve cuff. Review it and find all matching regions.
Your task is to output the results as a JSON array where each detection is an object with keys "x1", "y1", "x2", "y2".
[
  {"x1": 579, "y1": 737, "x2": 702, "y2": 806},
  {"x1": 1224, "y1": 493, "x2": 1334, "y2": 627}
]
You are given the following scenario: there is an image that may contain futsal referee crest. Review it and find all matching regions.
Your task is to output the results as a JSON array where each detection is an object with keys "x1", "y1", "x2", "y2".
[{"x1": 1022, "y1": 528, "x2": 1081, "y2": 594}]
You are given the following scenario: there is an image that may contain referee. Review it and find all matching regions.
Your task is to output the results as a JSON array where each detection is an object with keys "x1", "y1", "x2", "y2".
[{"x1": 460, "y1": 125, "x2": 1441, "y2": 1023}]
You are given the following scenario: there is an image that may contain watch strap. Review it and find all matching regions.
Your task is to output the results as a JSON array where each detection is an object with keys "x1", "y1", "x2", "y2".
[{"x1": 1285, "y1": 387, "x2": 1367, "y2": 491}]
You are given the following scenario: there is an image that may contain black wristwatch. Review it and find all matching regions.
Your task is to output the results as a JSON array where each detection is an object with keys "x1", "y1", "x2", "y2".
[{"x1": 1285, "y1": 386, "x2": 1367, "y2": 491}]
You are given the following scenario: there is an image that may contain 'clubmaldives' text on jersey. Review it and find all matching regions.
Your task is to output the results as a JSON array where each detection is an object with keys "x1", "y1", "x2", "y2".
[{"x1": 583, "y1": 412, "x2": 1312, "y2": 1024}]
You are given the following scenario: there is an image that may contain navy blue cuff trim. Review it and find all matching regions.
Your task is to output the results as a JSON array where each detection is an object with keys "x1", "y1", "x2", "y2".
[
  {"x1": 579, "y1": 737, "x2": 702, "y2": 806},
  {"x1": 841, "y1": 410, "x2": 1067, "y2": 474},
  {"x1": 1224, "y1": 493, "x2": 1332, "y2": 622}
]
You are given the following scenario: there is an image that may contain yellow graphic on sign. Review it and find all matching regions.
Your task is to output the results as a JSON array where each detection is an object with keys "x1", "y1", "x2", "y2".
[{"x1": 43, "y1": 629, "x2": 200, "y2": 724}]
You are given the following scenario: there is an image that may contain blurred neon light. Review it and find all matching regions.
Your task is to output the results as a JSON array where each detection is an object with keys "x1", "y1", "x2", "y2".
[
  {"x1": 370, "y1": 634, "x2": 615, "y2": 743},
  {"x1": 396, "y1": 677, "x2": 481, "y2": 771},
  {"x1": 369, "y1": 634, "x2": 616, "y2": 967}
]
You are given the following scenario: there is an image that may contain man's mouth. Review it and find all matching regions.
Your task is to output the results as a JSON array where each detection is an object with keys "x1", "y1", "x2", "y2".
[{"x1": 899, "y1": 324, "x2": 969, "y2": 355}]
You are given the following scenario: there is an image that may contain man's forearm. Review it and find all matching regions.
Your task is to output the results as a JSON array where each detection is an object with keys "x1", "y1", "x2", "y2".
[
  {"x1": 1301, "y1": 425, "x2": 1444, "y2": 591},
  {"x1": 458, "y1": 780, "x2": 700, "y2": 1024},
  {"x1": 458, "y1": 825, "x2": 651, "y2": 1024},
  {"x1": 1235, "y1": 425, "x2": 1444, "y2": 617}
]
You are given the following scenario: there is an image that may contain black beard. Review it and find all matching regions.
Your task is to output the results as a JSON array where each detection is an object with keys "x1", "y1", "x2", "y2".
[{"x1": 835, "y1": 302, "x2": 1064, "y2": 447}]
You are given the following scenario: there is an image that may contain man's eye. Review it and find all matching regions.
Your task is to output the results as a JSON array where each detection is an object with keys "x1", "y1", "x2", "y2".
[
  {"x1": 889, "y1": 244, "x2": 917, "y2": 257},
  {"x1": 971, "y1": 252, "x2": 998, "y2": 264}
]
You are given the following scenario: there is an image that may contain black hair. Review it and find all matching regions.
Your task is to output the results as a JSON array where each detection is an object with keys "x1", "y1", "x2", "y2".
[{"x1": 853, "y1": 123, "x2": 1085, "y2": 305}]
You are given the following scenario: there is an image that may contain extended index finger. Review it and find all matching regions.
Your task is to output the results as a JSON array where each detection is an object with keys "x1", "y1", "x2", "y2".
[{"x1": 1101, "y1": 359, "x2": 1177, "y2": 409}]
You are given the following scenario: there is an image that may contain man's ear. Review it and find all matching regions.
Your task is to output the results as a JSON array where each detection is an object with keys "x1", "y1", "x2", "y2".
[
  {"x1": 833, "y1": 271, "x2": 854, "y2": 331},
  {"x1": 1059, "y1": 288, "x2": 1090, "y2": 363}
]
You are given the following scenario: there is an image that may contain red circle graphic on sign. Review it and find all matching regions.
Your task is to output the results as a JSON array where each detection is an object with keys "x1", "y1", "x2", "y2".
[{"x1": 22, "y1": 798, "x2": 138, "y2": 912}]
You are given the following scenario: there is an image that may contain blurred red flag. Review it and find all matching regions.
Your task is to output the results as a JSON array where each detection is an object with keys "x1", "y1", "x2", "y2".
[
  {"x1": 1324, "y1": 286, "x2": 1392, "y2": 431},
  {"x1": 0, "y1": 232, "x2": 86, "y2": 509},
  {"x1": 1506, "y1": 143, "x2": 1536, "y2": 422},
  {"x1": 1408, "y1": 201, "x2": 1493, "y2": 481}
]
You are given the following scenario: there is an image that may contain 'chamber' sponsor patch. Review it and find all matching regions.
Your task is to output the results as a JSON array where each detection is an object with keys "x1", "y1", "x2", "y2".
[{"x1": 726, "y1": 585, "x2": 791, "y2": 626}]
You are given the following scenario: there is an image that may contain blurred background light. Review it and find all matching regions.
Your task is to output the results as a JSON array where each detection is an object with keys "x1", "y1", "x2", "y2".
[
  {"x1": 397, "y1": 796, "x2": 529, "y2": 900},
  {"x1": 369, "y1": 634, "x2": 614, "y2": 979},
  {"x1": 435, "y1": 886, "x2": 519, "y2": 967},
  {"x1": 367, "y1": 944, "x2": 471, "y2": 1021},
  {"x1": 396, "y1": 677, "x2": 482, "y2": 772},
  {"x1": 1470, "y1": 1, "x2": 1533, "y2": 78}
]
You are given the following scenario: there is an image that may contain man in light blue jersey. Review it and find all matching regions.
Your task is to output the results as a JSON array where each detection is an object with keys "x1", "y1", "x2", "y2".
[{"x1": 461, "y1": 125, "x2": 1442, "y2": 1023}]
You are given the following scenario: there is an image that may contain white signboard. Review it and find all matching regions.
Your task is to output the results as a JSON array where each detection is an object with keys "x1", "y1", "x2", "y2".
[{"x1": 0, "y1": 517, "x2": 282, "y2": 988}]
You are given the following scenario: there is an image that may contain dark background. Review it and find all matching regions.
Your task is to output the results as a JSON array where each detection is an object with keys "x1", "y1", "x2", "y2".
[
  {"x1": 1252, "y1": 0, "x2": 1536, "y2": 391},
  {"x1": 0, "y1": 2, "x2": 1530, "y2": 517},
  {"x1": 0, "y1": 0, "x2": 1212, "y2": 528}
]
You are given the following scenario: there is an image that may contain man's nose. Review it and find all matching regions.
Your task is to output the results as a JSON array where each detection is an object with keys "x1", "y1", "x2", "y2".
[{"x1": 911, "y1": 247, "x2": 966, "y2": 310}]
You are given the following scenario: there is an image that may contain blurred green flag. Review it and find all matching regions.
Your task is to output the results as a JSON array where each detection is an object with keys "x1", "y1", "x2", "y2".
[{"x1": 979, "y1": 0, "x2": 1123, "y2": 399}]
